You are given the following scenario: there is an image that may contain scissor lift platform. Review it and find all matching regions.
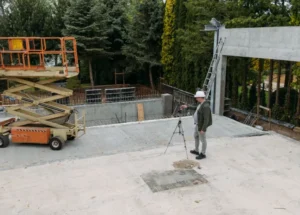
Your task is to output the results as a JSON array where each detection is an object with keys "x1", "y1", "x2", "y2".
[{"x1": 0, "y1": 37, "x2": 86, "y2": 150}]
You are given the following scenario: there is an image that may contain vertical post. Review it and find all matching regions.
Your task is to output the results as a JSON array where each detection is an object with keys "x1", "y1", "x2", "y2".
[
  {"x1": 215, "y1": 55, "x2": 227, "y2": 115},
  {"x1": 0, "y1": 51, "x2": 3, "y2": 68},
  {"x1": 17, "y1": 53, "x2": 21, "y2": 65},
  {"x1": 72, "y1": 38, "x2": 79, "y2": 73},
  {"x1": 210, "y1": 30, "x2": 218, "y2": 113},
  {"x1": 22, "y1": 54, "x2": 26, "y2": 69},
  {"x1": 26, "y1": 38, "x2": 30, "y2": 69}
]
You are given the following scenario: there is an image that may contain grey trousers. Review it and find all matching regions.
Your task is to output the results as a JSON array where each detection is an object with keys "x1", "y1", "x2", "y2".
[{"x1": 194, "y1": 125, "x2": 207, "y2": 155}]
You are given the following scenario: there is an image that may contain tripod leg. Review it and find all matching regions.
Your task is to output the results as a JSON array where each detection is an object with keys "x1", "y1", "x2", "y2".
[
  {"x1": 164, "y1": 123, "x2": 179, "y2": 154},
  {"x1": 179, "y1": 123, "x2": 189, "y2": 160}
]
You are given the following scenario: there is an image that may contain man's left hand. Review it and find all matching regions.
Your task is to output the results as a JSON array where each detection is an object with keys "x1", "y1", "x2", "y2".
[{"x1": 199, "y1": 130, "x2": 205, "y2": 134}]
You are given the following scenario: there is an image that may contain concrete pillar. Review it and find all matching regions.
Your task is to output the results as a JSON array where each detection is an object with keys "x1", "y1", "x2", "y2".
[
  {"x1": 215, "y1": 55, "x2": 227, "y2": 115},
  {"x1": 161, "y1": 94, "x2": 173, "y2": 117}
]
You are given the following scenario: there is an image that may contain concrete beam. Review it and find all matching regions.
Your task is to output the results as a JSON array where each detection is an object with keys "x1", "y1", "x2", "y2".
[{"x1": 220, "y1": 26, "x2": 300, "y2": 62}]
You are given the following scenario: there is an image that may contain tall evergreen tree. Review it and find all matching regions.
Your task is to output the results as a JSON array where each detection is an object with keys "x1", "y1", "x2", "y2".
[
  {"x1": 174, "y1": 0, "x2": 228, "y2": 91},
  {"x1": 161, "y1": 0, "x2": 176, "y2": 82},
  {"x1": 123, "y1": 0, "x2": 164, "y2": 89},
  {"x1": 47, "y1": 0, "x2": 71, "y2": 37},
  {"x1": 3, "y1": 0, "x2": 51, "y2": 36},
  {"x1": 171, "y1": 0, "x2": 187, "y2": 88},
  {"x1": 105, "y1": 0, "x2": 128, "y2": 73},
  {"x1": 63, "y1": 0, "x2": 110, "y2": 87}
]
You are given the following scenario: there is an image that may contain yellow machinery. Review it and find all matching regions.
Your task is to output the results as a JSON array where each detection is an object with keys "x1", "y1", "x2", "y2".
[{"x1": 0, "y1": 37, "x2": 85, "y2": 150}]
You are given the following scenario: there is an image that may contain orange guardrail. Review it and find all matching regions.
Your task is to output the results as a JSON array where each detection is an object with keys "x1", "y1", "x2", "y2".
[{"x1": 0, "y1": 37, "x2": 79, "y2": 76}]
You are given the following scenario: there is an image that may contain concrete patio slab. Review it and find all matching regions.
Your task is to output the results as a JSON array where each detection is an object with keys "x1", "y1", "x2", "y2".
[
  {"x1": 0, "y1": 133, "x2": 299, "y2": 215},
  {"x1": 0, "y1": 115, "x2": 264, "y2": 170}
]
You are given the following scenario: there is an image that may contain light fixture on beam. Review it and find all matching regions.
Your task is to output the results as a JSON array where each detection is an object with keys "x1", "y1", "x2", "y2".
[
  {"x1": 210, "y1": 18, "x2": 221, "y2": 28},
  {"x1": 203, "y1": 25, "x2": 218, "y2": 32}
]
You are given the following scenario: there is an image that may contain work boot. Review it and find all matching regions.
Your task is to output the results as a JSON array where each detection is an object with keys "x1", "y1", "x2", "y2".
[
  {"x1": 196, "y1": 153, "x2": 206, "y2": 160},
  {"x1": 190, "y1": 150, "x2": 199, "y2": 155}
]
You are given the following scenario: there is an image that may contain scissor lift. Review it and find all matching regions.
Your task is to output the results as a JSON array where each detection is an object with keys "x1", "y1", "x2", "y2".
[{"x1": 0, "y1": 37, "x2": 86, "y2": 150}]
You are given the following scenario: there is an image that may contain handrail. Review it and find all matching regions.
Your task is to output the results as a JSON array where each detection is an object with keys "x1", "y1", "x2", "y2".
[{"x1": 0, "y1": 37, "x2": 79, "y2": 76}]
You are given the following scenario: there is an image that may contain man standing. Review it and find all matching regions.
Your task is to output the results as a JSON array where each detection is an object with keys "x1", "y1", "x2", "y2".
[{"x1": 181, "y1": 91, "x2": 212, "y2": 160}]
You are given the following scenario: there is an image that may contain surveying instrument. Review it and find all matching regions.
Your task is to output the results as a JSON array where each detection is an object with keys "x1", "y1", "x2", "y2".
[{"x1": 164, "y1": 103, "x2": 189, "y2": 159}]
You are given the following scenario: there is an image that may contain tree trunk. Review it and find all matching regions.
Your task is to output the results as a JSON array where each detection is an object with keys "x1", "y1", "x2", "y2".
[
  {"x1": 297, "y1": 89, "x2": 300, "y2": 117},
  {"x1": 285, "y1": 62, "x2": 290, "y2": 88},
  {"x1": 257, "y1": 59, "x2": 264, "y2": 114},
  {"x1": 226, "y1": 66, "x2": 231, "y2": 98},
  {"x1": 88, "y1": 59, "x2": 95, "y2": 88},
  {"x1": 231, "y1": 59, "x2": 239, "y2": 107},
  {"x1": 276, "y1": 61, "x2": 281, "y2": 105},
  {"x1": 149, "y1": 65, "x2": 154, "y2": 90},
  {"x1": 268, "y1": 60, "x2": 274, "y2": 108},
  {"x1": 285, "y1": 62, "x2": 292, "y2": 112},
  {"x1": 242, "y1": 59, "x2": 249, "y2": 108},
  {"x1": 281, "y1": 0, "x2": 285, "y2": 10}
]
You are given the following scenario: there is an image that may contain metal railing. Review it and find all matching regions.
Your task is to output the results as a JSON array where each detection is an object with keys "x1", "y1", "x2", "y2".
[
  {"x1": 161, "y1": 84, "x2": 196, "y2": 105},
  {"x1": 105, "y1": 87, "x2": 135, "y2": 103},
  {"x1": 160, "y1": 83, "x2": 197, "y2": 116},
  {"x1": 85, "y1": 89, "x2": 102, "y2": 104},
  {"x1": 0, "y1": 37, "x2": 79, "y2": 76},
  {"x1": 243, "y1": 105, "x2": 272, "y2": 129},
  {"x1": 1, "y1": 85, "x2": 160, "y2": 106}
]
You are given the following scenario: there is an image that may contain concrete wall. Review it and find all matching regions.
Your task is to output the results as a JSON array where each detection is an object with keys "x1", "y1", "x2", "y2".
[
  {"x1": 74, "y1": 95, "x2": 173, "y2": 126},
  {"x1": 0, "y1": 95, "x2": 174, "y2": 127},
  {"x1": 220, "y1": 26, "x2": 300, "y2": 62}
]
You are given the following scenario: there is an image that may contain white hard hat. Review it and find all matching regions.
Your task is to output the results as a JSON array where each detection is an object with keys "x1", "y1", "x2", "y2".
[{"x1": 194, "y1": 91, "x2": 206, "y2": 98}]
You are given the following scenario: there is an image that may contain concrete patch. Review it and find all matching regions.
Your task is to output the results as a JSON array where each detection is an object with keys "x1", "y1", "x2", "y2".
[
  {"x1": 141, "y1": 169, "x2": 208, "y2": 193},
  {"x1": 173, "y1": 159, "x2": 200, "y2": 169}
]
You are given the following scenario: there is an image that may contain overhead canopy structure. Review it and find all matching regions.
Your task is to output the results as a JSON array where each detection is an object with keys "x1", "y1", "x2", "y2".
[{"x1": 215, "y1": 26, "x2": 300, "y2": 115}]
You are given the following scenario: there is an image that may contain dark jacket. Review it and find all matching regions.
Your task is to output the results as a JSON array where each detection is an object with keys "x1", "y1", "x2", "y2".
[
  {"x1": 187, "y1": 101, "x2": 212, "y2": 132},
  {"x1": 197, "y1": 101, "x2": 212, "y2": 132}
]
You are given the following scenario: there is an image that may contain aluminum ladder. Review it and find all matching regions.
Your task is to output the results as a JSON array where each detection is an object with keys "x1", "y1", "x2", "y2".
[{"x1": 202, "y1": 38, "x2": 226, "y2": 99}]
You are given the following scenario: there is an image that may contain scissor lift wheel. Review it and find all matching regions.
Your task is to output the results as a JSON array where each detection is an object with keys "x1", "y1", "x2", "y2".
[
  {"x1": 0, "y1": 135, "x2": 9, "y2": 148},
  {"x1": 49, "y1": 136, "x2": 65, "y2": 150}
]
